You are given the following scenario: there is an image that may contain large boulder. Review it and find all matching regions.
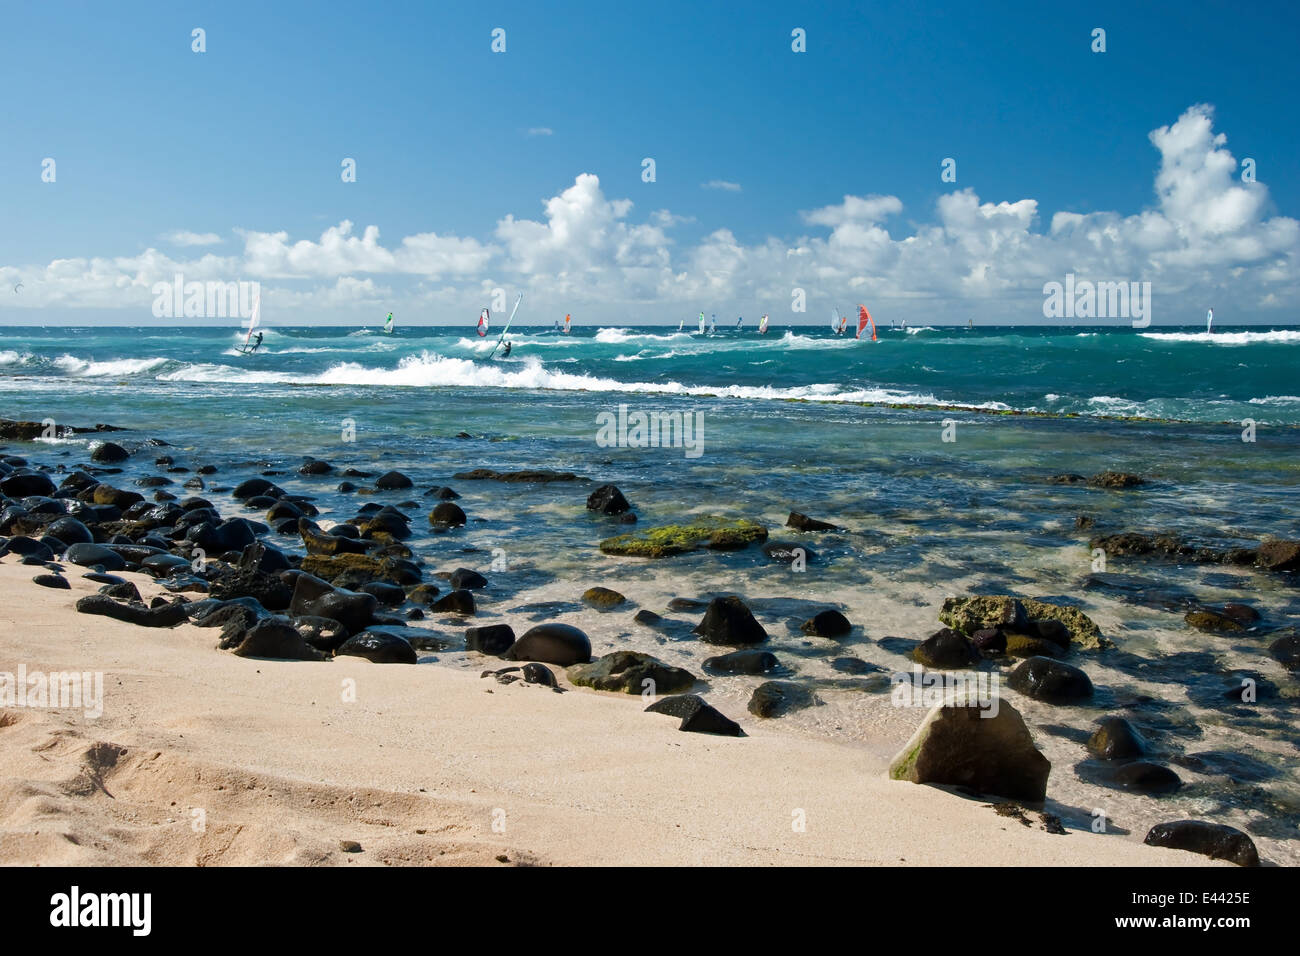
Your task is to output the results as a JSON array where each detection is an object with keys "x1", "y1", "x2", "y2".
[
  {"x1": 232, "y1": 618, "x2": 324, "y2": 661},
  {"x1": 375, "y1": 470, "x2": 413, "y2": 490},
  {"x1": 465, "y1": 624, "x2": 516, "y2": 656},
  {"x1": 288, "y1": 574, "x2": 378, "y2": 636},
  {"x1": 693, "y1": 596, "x2": 767, "y2": 645},
  {"x1": 566, "y1": 651, "x2": 696, "y2": 695},
  {"x1": 65, "y1": 542, "x2": 128, "y2": 572},
  {"x1": 1143, "y1": 821, "x2": 1259, "y2": 866},
  {"x1": 504, "y1": 623, "x2": 591, "y2": 665},
  {"x1": 889, "y1": 696, "x2": 1050, "y2": 801},
  {"x1": 1, "y1": 470, "x2": 57, "y2": 498}
]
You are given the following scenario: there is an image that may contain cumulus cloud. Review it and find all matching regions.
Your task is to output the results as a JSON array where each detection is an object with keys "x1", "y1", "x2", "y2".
[
  {"x1": 702, "y1": 180, "x2": 742, "y2": 192},
  {"x1": 4, "y1": 104, "x2": 1296, "y2": 322},
  {"x1": 163, "y1": 230, "x2": 223, "y2": 247}
]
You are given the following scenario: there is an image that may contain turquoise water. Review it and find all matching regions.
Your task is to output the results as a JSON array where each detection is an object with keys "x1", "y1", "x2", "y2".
[{"x1": 2, "y1": 322, "x2": 1299, "y2": 861}]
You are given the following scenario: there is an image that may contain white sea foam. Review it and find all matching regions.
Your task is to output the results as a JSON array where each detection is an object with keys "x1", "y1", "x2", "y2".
[
  {"x1": 53, "y1": 354, "x2": 169, "y2": 376},
  {"x1": 1140, "y1": 330, "x2": 1300, "y2": 345}
]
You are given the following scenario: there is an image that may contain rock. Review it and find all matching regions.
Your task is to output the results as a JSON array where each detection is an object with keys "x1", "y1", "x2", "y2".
[
  {"x1": 453, "y1": 468, "x2": 580, "y2": 483},
  {"x1": 92, "y1": 484, "x2": 144, "y2": 509},
  {"x1": 581, "y1": 586, "x2": 626, "y2": 610},
  {"x1": 90, "y1": 441, "x2": 130, "y2": 463},
  {"x1": 800, "y1": 609, "x2": 852, "y2": 638},
  {"x1": 430, "y1": 589, "x2": 475, "y2": 614},
  {"x1": 288, "y1": 575, "x2": 378, "y2": 636},
  {"x1": 425, "y1": 485, "x2": 460, "y2": 499},
  {"x1": 75, "y1": 594, "x2": 188, "y2": 627},
  {"x1": 940, "y1": 594, "x2": 1109, "y2": 651},
  {"x1": 1112, "y1": 761, "x2": 1181, "y2": 795},
  {"x1": 1219, "y1": 603, "x2": 1260, "y2": 624},
  {"x1": 645, "y1": 694, "x2": 743, "y2": 736},
  {"x1": 505, "y1": 623, "x2": 592, "y2": 665},
  {"x1": 1267, "y1": 631, "x2": 1300, "y2": 670},
  {"x1": 1144, "y1": 821, "x2": 1259, "y2": 866},
  {"x1": 1087, "y1": 717, "x2": 1145, "y2": 759},
  {"x1": 1184, "y1": 608, "x2": 1247, "y2": 633},
  {"x1": 361, "y1": 581, "x2": 406, "y2": 606},
  {"x1": 1007, "y1": 656, "x2": 1093, "y2": 704},
  {"x1": 1003, "y1": 631, "x2": 1068, "y2": 659},
  {"x1": 666, "y1": 598, "x2": 706, "y2": 612},
  {"x1": 1047, "y1": 474, "x2": 1087, "y2": 484},
  {"x1": 599, "y1": 516, "x2": 767, "y2": 557},
  {"x1": 1255, "y1": 539, "x2": 1300, "y2": 572},
  {"x1": 1, "y1": 471, "x2": 57, "y2": 497},
  {"x1": 298, "y1": 459, "x2": 333, "y2": 476},
  {"x1": 375, "y1": 470, "x2": 413, "y2": 490},
  {"x1": 294, "y1": 616, "x2": 350, "y2": 652},
  {"x1": 1087, "y1": 471, "x2": 1145, "y2": 488},
  {"x1": 747, "y1": 681, "x2": 819, "y2": 718},
  {"x1": 762, "y1": 541, "x2": 816, "y2": 565},
  {"x1": 693, "y1": 596, "x2": 767, "y2": 645},
  {"x1": 702, "y1": 649, "x2": 780, "y2": 675},
  {"x1": 429, "y1": 502, "x2": 466, "y2": 528},
  {"x1": 632, "y1": 609, "x2": 664, "y2": 627},
  {"x1": 521, "y1": 662, "x2": 557, "y2": 687},
  {"x1": 786, "y1": 511, "x2": 839, "y2": 532},
  {"x1": 465, "y1": 624, "x2": 515, "y2": 655},
  {"x1": 336, "y1": 630, "x2": 418, "y2": 664},
  {"x1": 586, "y1": 484, "x2": 630, "y2": 515},
  {"x1": 912, "y1": 628, "x2": 979, "y2": 668},
  {"x1": 44, "y1": 517, "x2": 93, "y2": 545},
  {"x1": 298, "y1": 553, "x2": 408, "y2": 589},
  {"x1": 970, "y1": 628, "x2": 1007, "y2": 653},
  {"x1": 888, "y1": 696, "x2": 1050, "y2": 802},
  {"x1": 831, "y1": 657, "x2": 884, "y2": 675},
  {"x1": 232, "y1": 478, "x2": 281, "y2": 500},
  {"x1": 567, "y1": 651, "x2": 696, "y2": 695},
  {"x1": 232, "y1": 618, "x2": 324, "y2": 660},
  {"x1": 300, "y1": 521, "x2": 370, "y2": 555},
  {"x1": 405, "y1": 583, "x2": 441, "y2": 605},
  {"x1": 64, "y1": 542, "x2": 128, "y2": 572},
  {"x1": 448, "y1": 567, "x2": 488, "y2": 590},
  {"x1": 32, "y1": 573, "x2": 69, "y2": 589}
]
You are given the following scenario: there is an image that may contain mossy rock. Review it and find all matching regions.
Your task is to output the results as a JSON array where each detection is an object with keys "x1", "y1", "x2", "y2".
[
  {"x1": 582, "y1": 586, "x2": 627, "y2": 610},
  {"x1": 940, "y1": 595, "x2": 1111, "y2": 651},
  {"x1": 599, "y1": 517, "x2": 768, "y2": 558},
  {"x1": 300, "y1": 553, "x2": 403, "y2": 587}
]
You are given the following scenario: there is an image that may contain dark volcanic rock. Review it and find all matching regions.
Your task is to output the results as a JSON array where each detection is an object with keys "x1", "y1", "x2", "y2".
[
  {"x1": 762, "y1": 541, "x2": 816, "y2": 565},
  {"x1": 567, "y1": 651, "x2": 696, "y2": 695},
  {"x1": 32, "y1": 573, "x2": 70, "y2": 589},
  {"x1": 702, "y1": 649, "x2": 780, "y2": 675},
  {"x1": 581, "y1": 586, "x2": 625, "y2": 610},
  {"x1": 1, "y1": 470, "x2": 57, "y2": 498},
  {"x1": 747, "y1": 681, "x2": 819, "y2": 718},
  {"x1": 294, "y1": 615, "x2": 350, "y2": 653},
  {"x1": 90, "y1": 441, "x2": 130, "y2": 463},
  {"x1": 1255, "y1": 539, "x2": 1300, "y2": 572},
  {"x1": 1087, "y1": 716, "x2": 1145, "y2": 759},
  {"x1": 375, "y1": 470, "x2": 413, "y2": 490},
  {"x1": 65, "y1": 543, "x2": 128, "y2": 572},
  {"x1": 912, "y1": 628, "x2": 979, "y2": 669},
  {"x1": 1087, "y1": 471, "x2": 1145, "y2": 489},
  {"x1": 632, "y1": 609, "x2": 664, "y2": 628},
  {"x1": 800, "y1": 609, "x2": 852, "y2": 638},
  {"x1": 1267, "y1": 631, "x2": 1300, "y2": 670},
  {"x1": 1144, "y1": 821, "x2": 1259, "y2": 866},
  {"x1": 1113, "y1": 761, "x2": 1181, "y2": 795},
  {"x1": 786, "y1": 511, "x2": 838, "y2": 532},
  {"x1": 1007, "y1": 656, "x2": 1093, "y2": 704},
  {"x1": 586, "y1": 484, "x2": 630, "y2": 515},
  {"x1": 453, "y1": 468, "x2": 581, "y2": 483},
  {"x1": 645, "y1": 694, "x2": 743, "y2": 736},
  {"x1": 75, "y1": 594, "x2": 188, "y2": 627},
  {"x1": 448, "y1": 567, "x2": 488, "y2": 590},
  {"x1": 505, "y1": 623, "x2": 592, "y2": 665},
  {"x1": 233, "y1": 618, "x2": 324, "y2": 661},
  {"x1": 430, "y1": 589, "x2": 475, "y2": 614},
  {"x1": 465, "y1": 624, "x2": 516, "y2": 656},
  {"x1": 888, "y1": 698, "x2": 1050, "y2": 802},
  {"x1": 693, "y1": 596, "x2": 767, "y2": 646},
  {"x1": 428, "y1": 502, "x2": 466, "y2": 528},
  {"x1": 288, "y1": 574, "x2": 378, "y2": 636},
  {"x1": 336, "y1": 630, "x2": 418, "y2": 664}
]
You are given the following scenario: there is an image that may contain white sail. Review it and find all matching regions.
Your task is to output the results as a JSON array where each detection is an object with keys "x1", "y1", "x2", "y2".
[
  {"x1": 678, "y1": 317, "x2": 684, "y2": 331},
  {"x1": 698, "y1": 312, "x2": 706, "y2": 334},
  {"x1": 758, "y1": 314, "x2": 769, "y2": 334},
  {"x1": 830, "y1": 308, "x2": 839, "y2": 331},
  {"x1": 708, "y1": 314, "x2": 717, "y2": 333},
  {"x1": 1206, "y1": 308, "x2": 1214, "y2": 333},
  {"x1": 488, "y1": 293, "x2": 523, "y2": 359}
]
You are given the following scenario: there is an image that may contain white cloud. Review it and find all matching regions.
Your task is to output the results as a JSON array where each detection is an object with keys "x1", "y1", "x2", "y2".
[
  {"x1": 526, "y1": 127, "x2": 554, "y2": 136},
  {"x1": 4, "y1": 105, "x2": 1297, "y2": 322},
  {"x1": 163, "y1": 230, "x2": 223, "y2": 247},
  {"x1": 702, "y1": 180, "x2": 742, "y2": 192}
]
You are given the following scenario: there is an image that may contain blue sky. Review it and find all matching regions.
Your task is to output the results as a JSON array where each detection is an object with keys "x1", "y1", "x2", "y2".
[{"x1": 2, "y1": 0, "x2": 1297, "y2": 324}]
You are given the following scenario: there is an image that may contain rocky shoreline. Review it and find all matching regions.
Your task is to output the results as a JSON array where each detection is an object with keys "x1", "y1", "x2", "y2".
[{"x1": 2, "y1": 417, "x2": 1296, "y2": 867}]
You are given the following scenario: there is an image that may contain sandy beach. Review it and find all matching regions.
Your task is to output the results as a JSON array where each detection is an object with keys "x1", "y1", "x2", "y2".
[{"x1": 0, "y1": 562, "x2": 1217, "y2": 867}]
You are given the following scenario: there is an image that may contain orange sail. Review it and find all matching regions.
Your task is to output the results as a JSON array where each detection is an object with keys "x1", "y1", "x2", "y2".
[{"x1": 857, "y1": 305, "x2": 877, "y2": 341}]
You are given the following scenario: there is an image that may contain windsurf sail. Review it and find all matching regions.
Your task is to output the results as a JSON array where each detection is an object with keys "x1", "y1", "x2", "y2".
[
  {"x1": 1206, "y1": 308, "x2": 1214, "y2": 333},
  {"x1": 857, "y1": 305, "x2": 877, "y2": 341},
  {"x1": 838, "y1": 315, "x2": 847, "y2": 334},
  {"x1": 383, "y1": 312, "x2": 394, "y2": 334},
  {"x1": 709, "y1": 313, "x2": 717, "y2": 334},
  {"x1": 487, "y1": 293, "x2": 522, "y2": 360},
  {"x1": 698, "y1": 312, "x2": 706, "y2": 334},
  {"x1": 736, "y1": 315, "x2": 743, "y2": 328},
  {"x1": 758, "y1": 314, "x2": 769, "y2": 334},
  {"x1": 830, "y1": 309, "x2": 840, "y2": 332},
  {"x1": 237, "y1": 294, "x2": 262, "y2": 353},
  {"x1": 476, "y1": 308, "x2": 490, "y2": 337},
  {"x1": 967, "y1": 318, "x2": 973, "y2": 330},
  {"x1": 564, "y1": 313, "x2": 572, "y2": 334},
  {"x1": 678, "y1": 317, "x2": 684, "y2": 331}
]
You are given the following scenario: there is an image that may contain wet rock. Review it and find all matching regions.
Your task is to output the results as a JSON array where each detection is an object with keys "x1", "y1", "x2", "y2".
[
  {"x1": 336, "y1": 630, "x2": 418, "y2": 664},
  {"x1": 44, "y1": 517, "x2": 93, "y2": 545},
  {"x1": 233, "y1": 618, "x2": 324, "y2": 660},
  {"x1": 970, "y1": 628, "x2": 1007, "y2": 653},
  {"x1": 888, "y1": 696, "x2": 1050, "y2": 802},
  {"x1": 1268, "y1": 631, "x2": 1300, "y2": 670},
  {"x1": 586, "y1": 484, "x2": 630, "y2": 515},
  {"x1": 762, "y1": 541, "x2": 816, "y2": 565},
  {"x1": 940, "y1": 594, "x2": 1108, "y2": 651},
  {"x1": 693, "y1": 596, "x2": 767, "y2": 645},
  {"x1": 1112, "y1": 761, "x2": 1181, "y2": 795},
  {"x1": 232, "y1": 478, "x2": 282, "y2": 500},
  {"x1": 465, "y1": 624, "x2": 516, "y2": 655},
  {"x1": 1007, "y1": 657, "x2": 1093, "y2": 704},
  {"x1": 1087, "y1": 471, "x2": 1145, "y2": 489},
  {"x1": 1, "y1": 471, "x2": 57, "y2": 498},
  {"x1": 91, "y1": 484, "x2": 144, "y2": 509},
  {"x1": 600, "y1": 517, "x2": 767, "y2": 557},
  {"x1": 1087, "y1": 716, "x2": 1145, "y2": 759},
  {"x1": 75, "y1": 594, "x2": 188, "y2": 627},
  {"x1": 428, "y1": 502, "x2": 466, "y2": 528},
  {"x1": 1184, "y1": 608, "x2": 1248, "y2": 633},
  {"x1": 405, "y1": 583, "x2": 441, "y2": 605},
  {"x1": 567, "y1": 651, "x2": 696, "y2": 695},
  {"x1": 453, "y1": 468, "x2": 581, "y2": 483},
  {"x1": 645, "y1": 694, "x2": 743, "y2": 736},
  {"x1": 294, "y1": 615, "x2": 350, "y2": 653},
  {"x1": 1144, "y1": 821, "x2": 1259, "y2": 866},
  {"x1": 32, "y1": 573, "x2": 69, "y2": 589},
  {"x1": 448, "y1": 567, "x2": 488, "y2": 590},
  {"x1": 786, "y1": 511, "x2": 838, "y2": 532},
  {"x1": 667, "y1": 598, "x2": 706, "y2": 612},
  {"x1": 430, "y1": 589, "x2": 475, "y2": 614},
  {"x1": 504, "y1": 623, "x2": 592, "y2": 665},
  {"x1": 912, "y1": 628, "x2": 979, "y2": 668},
  {"x1": 1255, "y1": 539, "x2": 1300, "y2": 572},
  {"x1": 300, "y1": 521, "x2": 370, "y2": 555},
  {"x1": 65, "y1": 542, "x2": 128, "y2": 572},
  {"x1": 581, "y1": 586, "x2": 626, "y2": 610},
  {"x1": 288, "y1": 574, "x2": 378, "y2": 636},
  {"x1": 298, "y1": 459, "x2": 333, "y2": 476},
  {"x1": 633, "y1": 609, "x2": 664, "y2": 628},
  {"x1": 521, "y1": 662, "x2": 557, "y2": 687},
  {"x1": 361, "y1": 581, "x2": 406, "y2": 606},
  {"x1": 375, "y1": 470, "x2": 413, "y2": 490},
  {"x1": 747, "y1": 681, "x2": 819, "y2": 718},
  {"x1": 90, "y1": 441, "x2": 130, "y2": 463},
  {"x1": 703, "y1": 649, "x2": 780, "y2": 675},
  {"x1": 1219, "y1": 603, "x2": 1260, "y2": 625},
  {"x1": 800, "y1": 609, "x2": 852, "y2": 638},
  {"x1": 1047, "y1": 474, "x2": 1087, "y2": 484}
]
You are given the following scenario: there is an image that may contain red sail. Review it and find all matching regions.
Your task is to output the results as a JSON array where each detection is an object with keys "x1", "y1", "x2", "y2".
[{"x1": 857, "y1": 305, "x2": 877, "y2": 341}]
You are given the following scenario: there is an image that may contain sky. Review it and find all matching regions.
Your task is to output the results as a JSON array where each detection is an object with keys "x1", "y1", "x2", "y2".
[{"x1": 1, "y1": 0, "x2": 1298, "y2": 326}]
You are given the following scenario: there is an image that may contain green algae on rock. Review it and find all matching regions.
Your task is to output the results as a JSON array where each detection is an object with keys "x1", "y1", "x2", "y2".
[
  {"x1": 598, "y1": 516, "x2": 768, "y2": 558},
  {"x1": 939, "y1": 594, "x2": 1111, "y2": 651}
]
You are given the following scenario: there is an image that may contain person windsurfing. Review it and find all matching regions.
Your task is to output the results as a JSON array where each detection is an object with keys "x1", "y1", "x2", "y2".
[
  {"x1": 502, "y1": 341, "x2": 513, "y2": 357},
  {"x1": 253, "y1": 331, "x2": 263, "y2": 352}
]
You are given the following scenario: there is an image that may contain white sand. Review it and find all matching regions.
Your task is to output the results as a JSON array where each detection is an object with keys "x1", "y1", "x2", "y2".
[{"x1": 0, "y1": 561, "x2": 1214, "y2": 866}]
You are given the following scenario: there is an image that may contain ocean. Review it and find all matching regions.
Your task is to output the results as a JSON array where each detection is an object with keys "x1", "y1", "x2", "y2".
[{"x1": 2, "y1": 321, "x2": 1298, "y2": 861}]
